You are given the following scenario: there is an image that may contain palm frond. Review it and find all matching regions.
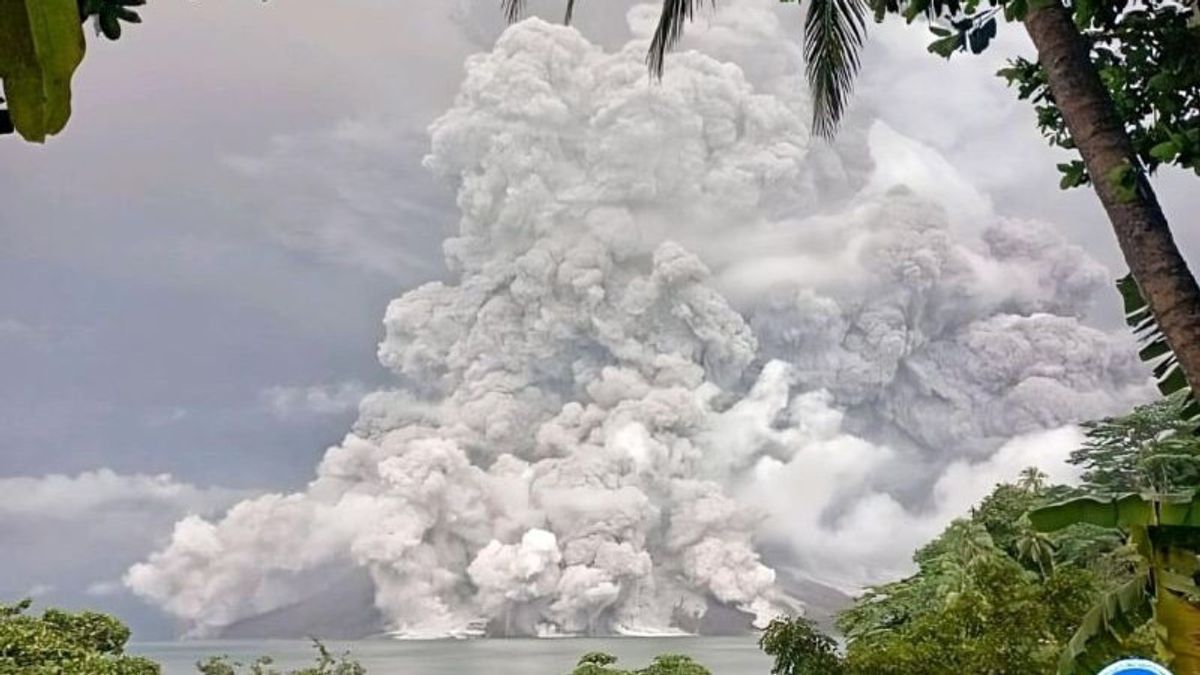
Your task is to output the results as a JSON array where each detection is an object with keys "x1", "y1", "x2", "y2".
[
  {"x1": 803, "y1": 0, "x2": 868, "y2": 139},
  {"x1": 503, "y1": 0, "x2": 580, "y2": 26},
  {"x1": 647, "y1": 0, "x2": 714, "y2": 78},
  {"x1": 1118, "y1": 273, "x2": 1200, "y2": 422},
  {"x1": 501, "y1": 0, "x2": 524, "y2": 23}
]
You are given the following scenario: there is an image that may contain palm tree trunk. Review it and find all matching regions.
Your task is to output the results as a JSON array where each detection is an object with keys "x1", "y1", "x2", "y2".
[{"x1": 1023, "y1": 3, "x2": 1200, "y2": 393}]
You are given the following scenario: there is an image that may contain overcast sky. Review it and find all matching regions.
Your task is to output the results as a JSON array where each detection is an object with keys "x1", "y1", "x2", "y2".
[{"x1": 2, "y1": 0, "x2": 1197, "y2": 639}]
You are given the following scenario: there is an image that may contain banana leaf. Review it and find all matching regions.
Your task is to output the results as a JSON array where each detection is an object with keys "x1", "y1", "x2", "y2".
[
  {"x1": 1031, "y1": 494, "x2": 1155, "y2": 532},
  {"x1": 1156, "y1": 588, "x2": 1200, "y2": 673},
  {"x1": 1031, "y1": 494, "x2": 1200, "y2": 532},
  {"x1": 1119, "y1": 273, "x2": 1200, "y2": 422},
  {"x1": 1057, "y1": 572, "x2": 1154, "y2": 674},
  {"x1": 0, "y1": 0, "x2": 85, "y2": 142}
]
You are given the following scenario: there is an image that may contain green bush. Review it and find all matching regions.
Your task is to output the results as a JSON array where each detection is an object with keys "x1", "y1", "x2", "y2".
[
  {"x1": 0, "y1": 598, "x2": 160, "y2": 675},
  {"x1": 566, "y1": 652, "x2": 711, "y2": 675},
  {"x1": 196, "y1": 640, "x2": 365, "y2": 675}
]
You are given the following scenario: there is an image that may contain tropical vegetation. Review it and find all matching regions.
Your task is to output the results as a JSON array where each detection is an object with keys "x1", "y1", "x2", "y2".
[
  {"x1": 756, "y1": 391, "x2": 1200, "y2": 675},
  {"x1": 565, "y1": 652, "x2": 712, "y2": 675},
  {"x1": 195, "y1": 641, "x2": 366, "y2": 675},
  {"x1": 0, "y1": 598, "x2": 160, "y2": 675}
]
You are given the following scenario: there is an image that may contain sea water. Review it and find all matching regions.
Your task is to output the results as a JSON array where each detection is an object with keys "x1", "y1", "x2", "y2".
[{"x1": 132, "y1": 636, "x2": 771, "y2": 675}]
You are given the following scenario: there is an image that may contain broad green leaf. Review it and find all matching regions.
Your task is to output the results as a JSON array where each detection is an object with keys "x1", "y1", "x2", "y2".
[
  {"x1": 1030, "y1": 494, "x2": 1154, "y2": 532},
  {"x1": 0, "y1": 0, "x2": 86, "y2": 142},
  {"x1": 902, "y1": 0, "x2": 929, "y2": 23},
  {"x1": 1150, "y1": 141, "x2": 1180, "y2": 162},
  {"x1": 1055, "y1": 572, "x2": 1153, "y2": 674},
  {"x1": 1074, "y1": 0, "x2": 1098, "y2": 27},
  {"x1": 1158, "y1": 496, "x2": 1200, "y2": 527},
  {"x1": 1004, "y1": 0, "x2": 1028, "y2": 21},
  {"x1": 927, "y1": 33, "x2": 962, "y2": 58}
]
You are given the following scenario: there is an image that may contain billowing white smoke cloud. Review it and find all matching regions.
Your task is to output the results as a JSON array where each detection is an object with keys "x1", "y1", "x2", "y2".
[
  {"x1": 127, "y1": 1, "x2": 1152, "y2": 637},
  {"x1": 0, "y1": 470, "x2": 245, "y2": 605}
]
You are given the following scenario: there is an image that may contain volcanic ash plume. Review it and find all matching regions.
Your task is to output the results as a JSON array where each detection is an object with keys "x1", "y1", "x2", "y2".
[{"x1": 127, "y1": 3, "x2": 1153, "y2": 638}]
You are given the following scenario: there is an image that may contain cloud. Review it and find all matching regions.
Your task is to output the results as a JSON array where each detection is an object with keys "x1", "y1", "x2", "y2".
[
  {"x1": 25, "y1": 584, "x2": 56, "y2": 598},
  {"x1": 128, "y1": 4, "x2": 1151, "y2": 640},
  {"x1": 0, "y1": 469, "x2": 240, "y2": 520},
  {"x1": 0, "y1": 318, "x2": 38, "y2": 342},
  {"x1": 744, "y1": 397, "x2": 1086, "y2": 588},
  {"x1": 85, "y1": 580, "x2": 125, "y2": 597},
  {"x1": 142, "y1": 407, "x2": 189, "y2": 428},
  {"x1": 0, "y1": 470, "x2": 247, "y2": 603},
  {"x1": 223, "y1": 122, "x2": 452, "y2": 280},
  {"x1": 260, "y1": 381, "x2": 370, "y2": 418}
]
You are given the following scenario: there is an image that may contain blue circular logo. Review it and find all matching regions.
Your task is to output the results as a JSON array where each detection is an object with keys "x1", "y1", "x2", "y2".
[{"x1": 1098, "y1": 659, "x2": 1172, "y2": 675}]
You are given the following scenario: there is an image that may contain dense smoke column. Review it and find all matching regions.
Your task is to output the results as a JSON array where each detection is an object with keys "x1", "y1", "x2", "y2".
[{"x1": 126, "y1": 2, "x2": 1152, "y2": 638}]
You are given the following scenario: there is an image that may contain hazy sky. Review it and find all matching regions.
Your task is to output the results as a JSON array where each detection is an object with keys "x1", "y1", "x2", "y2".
[{"x1": 1, "y1": 0, "x2": 1197, "y2": 639}]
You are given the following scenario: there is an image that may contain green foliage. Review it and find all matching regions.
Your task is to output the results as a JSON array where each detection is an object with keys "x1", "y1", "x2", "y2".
[
  {"x1": 0, "y1": 599, "x2": 161, "y2": 675},
  {"x1": 1118, "y1": 274, "x2": 1200, "y2": 423},
  {"x1": 998, "y1": 0, "x2": 1200, "y2": 188},
  {"x1": 79, "y1": 0, "x2": 145, "y2": 42},
  {"x1": 843, "y1": 552, "x2": 1100, "y2": 674},
  {"x1": 565, "y1": 652, "x2": 711, "y2": 675},
  {"x1": 849, "y1": 557, "x2": 1099, "y2": 672},
  {"x1": 0, "y1": 0, "x2": 147, "y2": 141},
  {"x1": 1028, "y1": 491, "x2": 1200, "y2": 672},
  {"x1": 830, "y1": 457, "x2": 1168, "y2": 674},
  {"x1": 834, "y1": 482, "x2": 1099, "y2": 672},
  {"x1": 855, "y1": 0, "x2": 1200, "y2": 177},
  {"x1": 195, "y1": 640, "x2": 365, "y2": 675},
  {"x1": 821, "y1": 395, "x2": 1198, "y2": 674},
  {"x1": 759, "y1": 616, "x2": 845, "y2": 675},
  {"x1": 1071, "y1": 392, "x2": 1200, "y2": 494},
  {"x1": 0, "y1": 0, "x2": 85, "y2": 142},
  {"x1": 637, "y1": 655, "x2": 710, "y2": 675},
  {"x1": 1053, "y1": 572, "x2": 1155, "y2": 674}
]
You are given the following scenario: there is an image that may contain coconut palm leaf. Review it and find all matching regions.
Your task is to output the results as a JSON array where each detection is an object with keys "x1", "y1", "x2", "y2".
[
  {"x1": 500, "y1": 0, "x2": 525, "y2": 23},
  {"x1": 1016, "y1": 526, "x2": 1056, "y2": 576},
  {"x1": 801, "y1": 0, "x2": 868, "y2": 138},
  {"x1": 648, "y1": 0, "x2": 868, "y2": 138},
  {"x1": 646, "y1": 0, "x2": 714, "y2": 77},
  {"x1": 1119, "y1": 272, "x2": 1200, "y2": 421},
  {"x1": 501, "y1": 1, "x2": 582, "y2": 27},
  {"x1": 510, "y1": 0, "x2": 868, "y2": 139}
]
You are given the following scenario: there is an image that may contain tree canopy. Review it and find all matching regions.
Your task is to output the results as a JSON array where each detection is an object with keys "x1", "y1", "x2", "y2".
[{"x1": 0, "y1": 598, "x2": 161, "y2": 675}]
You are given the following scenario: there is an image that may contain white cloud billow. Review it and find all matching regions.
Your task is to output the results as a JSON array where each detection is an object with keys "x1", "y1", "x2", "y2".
[
  {"x1": 261, "y1": 381, "x2": 370, "y2": 418},
  {"x1": 127, "y1": 1, "x2": 1152, "y2": 638},
  {"x1": 0, "y1": 470, "x2": 245, "y2": 603},
  {"x1": 0, "y1": 469, "x2": 241, "y2": 521}
]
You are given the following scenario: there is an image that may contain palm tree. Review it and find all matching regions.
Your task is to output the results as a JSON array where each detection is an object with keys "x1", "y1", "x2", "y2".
[{"x1": 501, "y1": 0, "x2": 1200, "y2": 400}]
